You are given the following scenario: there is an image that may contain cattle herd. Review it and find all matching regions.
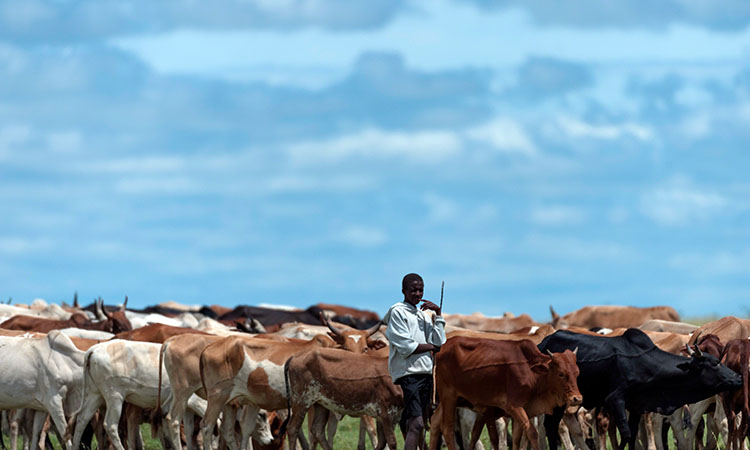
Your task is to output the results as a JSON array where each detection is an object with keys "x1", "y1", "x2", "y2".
[{"x1": 0, "y1": 296, "x2": 748, "y2": 450}]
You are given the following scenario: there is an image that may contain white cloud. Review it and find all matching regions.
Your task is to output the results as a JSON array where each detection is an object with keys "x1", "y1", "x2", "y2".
[
  {"x1": 530, "y1": 205, "x2": 586, "y2": 226},
  {"x1": 286, "y1": 128, "x2": 462, "y2": 166},
  {"x1": 557, "y1": 116, "x2": 653, "y2": 141},
  {"x1": 423, "y1": 193, "x2": 460, "y2": 222},
  {"x1": 114, "y1": 176, "x2": 198, "y2": 194},
  {"x1": 465, "y1": 117, "x2": 536, "y2": 155},
  {"x1": 47, "y1": 131, "x2": 82, "y2": 153},
  {"x1": 668, "y1": 250, "x2": 750, "y2": 276},
  {"x1": 76, "y1": 156, "x2": 187, "y2": 174},
  {"x1": 338, "y1": 225, "x2": 388, "y2": 247},
  {"x1": 640, "y1": 182, "x2": 727, "y2": 226},
  {"x1": 522, "y1": 234, "x2": 630, "y2": 261},
  {"x1": 0, "y1": 237, "x2": 51, "y2": 254}
]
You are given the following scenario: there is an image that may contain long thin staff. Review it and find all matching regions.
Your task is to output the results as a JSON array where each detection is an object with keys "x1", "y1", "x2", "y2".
[{"x1": 439, "y1": 281, "x2": 444, "y2": 311}]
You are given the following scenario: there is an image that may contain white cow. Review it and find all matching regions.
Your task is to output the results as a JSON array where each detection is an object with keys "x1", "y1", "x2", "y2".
[
  {"x1": 0, "y1": 330, "x2": 86, "y2": 450},
  {"x1": 68, "y1": 340, "x2": 208, "y2": 450}
]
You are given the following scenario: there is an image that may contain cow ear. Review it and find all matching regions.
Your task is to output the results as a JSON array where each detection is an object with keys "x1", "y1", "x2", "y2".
[
  {"x1": 368, "y1": 339, "x2": 387, "y2": 350},
  {"x1": 531, "y1": 362, "x2": 550, "y2": 374},
  {"x1": 327, "y1": 332, "x2": 345, "y2": 344}
]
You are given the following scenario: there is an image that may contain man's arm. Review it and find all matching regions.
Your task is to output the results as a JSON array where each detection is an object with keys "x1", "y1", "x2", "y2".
[
  {"x1": 385, "y1": 309, "x2": 420, "y2": 356},
  {"x1": 420, "y1": 300, "x2": 447, "y2": 347}
]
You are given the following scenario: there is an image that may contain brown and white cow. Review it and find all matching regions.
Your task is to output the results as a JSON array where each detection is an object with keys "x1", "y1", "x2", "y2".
[
  {"x1": 198, "y1": 334, "x2": 336, "y2": 450},
  {"x1": 430, "y1": 336, "x2": 581, "y2": 450},
  {"x1": 284, "y1": 348, "x2": 402, "y2": 450},
  {"x1": 550, "y1": 305, "x2": 680, "y2": 330}
]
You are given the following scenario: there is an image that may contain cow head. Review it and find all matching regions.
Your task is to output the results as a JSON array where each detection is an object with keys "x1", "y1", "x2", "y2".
[
  {"x1": 549, "y1": 306, "x2": 567, "y2": 329},
  {"x1": 102, "y1": 298, "x2": 133, "y2": 333},
  {"x1": 545, "y1": 348, "x2": 582, "y2": 411},
  {"x1": 253, "y1": 411, "x2": 286, "y2": 450},
  {"x1": 320, "y1": 312, "x2": 382, "y2": 353},
  {"x1": 678, "y1": 344, "x2": 742, "y2": 393}
]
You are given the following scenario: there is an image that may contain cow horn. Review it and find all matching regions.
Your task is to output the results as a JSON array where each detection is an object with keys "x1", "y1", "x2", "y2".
[
  {"x1": 94, "y1": 297, "x2": 106, "y2": 320},
  {"x1": 365, "y1": 320, "x2": 382, "y2": 338},
  {"x1": 121, "y1": 296, "x2": 128, "y2": 311},
  {"x1": 572, "y1": 346, "x2": 578, "y2": 356},
  {"x1": 73, "y1": 292, "x2": 79, "y2": 308},
  {"x1": 685, "y1": 343, "x2": 695, "y2": 356},
  {"x1": 550, "y1": 306, "x2": 560, "y2": 322},
  {"x1": 546, "y1": 349, "x2": 554, "y2": 357},
  {"x1": 320, "y1": 312, "x2": 344, "y2": 337},
  {"x1": 693, "y1": 345, "x2": 703, "y2": 358}
]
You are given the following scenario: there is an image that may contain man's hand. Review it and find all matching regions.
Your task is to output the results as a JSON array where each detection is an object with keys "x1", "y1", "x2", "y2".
[
  {"x1": 419, "y1": 300, "x2": 441, "y2": 316},
  {"x1": 414, "y1": 343, "x2": 441, "y2": 355}
]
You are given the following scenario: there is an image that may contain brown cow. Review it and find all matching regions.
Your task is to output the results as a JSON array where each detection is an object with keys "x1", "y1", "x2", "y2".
[
  {"x1": 444, "y1": 312, "x2": 537, "y2": 333},
  {"x1": 430, "y1": 336, "x2": 581, "y2": 450},
  {"x1": 0, "y1": 299, "x2": 131, "y2": 334},
  {"x1": 198, "y1": 334, "x2": 336, "y2": 450},
  {"x1": 550, "y1": 305, "x2": 680, "y2": 329},
  {"x1": 688, "y1": 316, "x2": 750, "y2": 346},
  {"x1": 284, "y1": 348, "x2": 402, "y2": 450},
  {"x1": 114, "y1": 323, "x2": 210, "y2": 343},
  {"x1": 446, "y1": 324, "x2": 556, "y2": 345},
  {"x1": 319, "y1": 313, "x2": 385, "y2": 354},
  {"x1": 720, "y1": 339, "x2": 750, "y2": 450}
]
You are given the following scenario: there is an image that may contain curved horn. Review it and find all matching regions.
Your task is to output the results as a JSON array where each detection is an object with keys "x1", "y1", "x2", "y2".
[
  {"x1": 572, "y1": 346, "x2": 578, "y2": 356},
  {"x1": 319, "y1": 312, "x2": 344, "y2": 337},
  {"x1": 95, "y1": 297, "x2": 106, "y2": 320},
  {"x1": 685, "y1": 343, "x2": 695, "y2": 356},
  {"x1": 73, "y1": 292, "x2": 79, "y2": 308},
  {"x1": 547, "y1": 349, "x2": 554, "y2": 357},
  {"x1": 693, "y1": 344, "x2": 703, "y2": 358},
  {"x1": 121, "y1": 296, "x2": 128, "y2": 311},
  {"x1": 550, "y1": 306, "x2": 559, "y2": 320},
  {"x1": 365, "y1": 320, "x2": 382, "y2": 338}
]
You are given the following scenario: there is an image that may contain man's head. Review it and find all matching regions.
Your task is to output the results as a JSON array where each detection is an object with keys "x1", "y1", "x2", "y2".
[{"x1": 402, "y1": 273, "x2": 424, "y2": 306}]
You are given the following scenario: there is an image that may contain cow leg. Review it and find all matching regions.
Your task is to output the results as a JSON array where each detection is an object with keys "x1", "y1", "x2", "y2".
[
  {"x1": 68, "y1": 393, "x2": 104, "y2": 450},
  {"x1": 466, "y1": 409, "x2": 487, "y2": 450},
  {"x1": 638, "y1": 413, "x2": 656, "y2": 450},
  {"x1": 557, "y1": 415, "x2": 574, "y2": 450},
  {"x1": 200, "y1": 386, "x2": 231, "y2": 450},
  {"x1": 603, "y1": 391, "x2": 630, "y2": 449},
  {"x1": 626, "y1": 412, "x2": 642, "y2": 450},
  {"x1": 310, "y1": 406, "x2": 334, "y2": 450},
  {"x1": 9, "y1": 409, "x2": 23, "y2": 450},
  {"x1": 44, "y1": 396, "x2": 71, "y2": 450},
  {"x1": 325, "y1": 413, "x2": 339, "y2": 450},
  {"x1": 561, "y1": 412, "x2": 588, "y2": 450},
  {"x1": 102, "y1": 394, "x2": 126, "y2": 450},
  {"x1": 652, "y1": 415, "x2": 664, "y2": 450},
  {"x1": 286, "y1": 404, "x2": 310, "y2": 450},
  {"x1": 237, "y1": 405, "x2": 264, "y2": 450},
  {"x1": 440, "y1": 397, "x2": 460, "y2": 450},
  {"x1": 506, "y1": 407, "x2": 538, "y2": 450},
  {"x1": 125, "y1": 405, "x2": 144, "y2": 450},
  {"x1": 543, "y1": 408, "x2": 564, "y2": 450},
  {"x1": 428, "y1": 403, "x2": 444, "y2": 450},
  {"x1": 219, "y1": 406, "x2": 242, "y2": 450},
  {"x1": 375, "y1": 416, "x2": 399, "y2": 450},
  {"x1": 357, "y1": 417, "x2": 368, "y2": 450}
]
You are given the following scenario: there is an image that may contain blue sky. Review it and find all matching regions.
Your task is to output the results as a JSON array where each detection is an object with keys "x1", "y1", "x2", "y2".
[{"x1": 1, "y1": 0, "x2": 749, "y2": 321}]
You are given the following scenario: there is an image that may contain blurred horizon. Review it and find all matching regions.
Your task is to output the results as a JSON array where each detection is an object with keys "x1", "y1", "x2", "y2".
[{"x1": 1, "y1": 0, "x2": 749, "y2": 321}]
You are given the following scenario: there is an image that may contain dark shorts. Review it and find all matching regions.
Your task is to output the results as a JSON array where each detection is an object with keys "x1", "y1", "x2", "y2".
[{"x1": 395, "y1": 373, "x2": 433, "y2": 432}]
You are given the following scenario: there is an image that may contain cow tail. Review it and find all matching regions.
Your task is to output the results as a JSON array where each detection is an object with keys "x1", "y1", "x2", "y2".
[
  {"x1": 150, "y1": 341, "x2": 168, "y2": 437},
  {"x1": 278, "y1": 355, "x2": 293, "y2": 438},
  {"x1": 66, "y1": 349, "x2": 94, "y2": 441}
]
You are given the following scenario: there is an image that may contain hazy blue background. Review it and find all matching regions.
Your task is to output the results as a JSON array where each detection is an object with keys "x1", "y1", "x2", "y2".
[{"x1": 1, "y1": 0, "x2": 749, "y2": 321}]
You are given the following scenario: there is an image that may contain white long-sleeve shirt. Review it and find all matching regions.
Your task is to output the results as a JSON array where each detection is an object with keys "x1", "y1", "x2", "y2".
[{"x1": 383, "y1": 301, "x2": 447, "y2": 382}]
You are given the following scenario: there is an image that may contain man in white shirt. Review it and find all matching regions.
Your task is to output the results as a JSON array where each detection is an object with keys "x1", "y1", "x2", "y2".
[{"x1": 383, "y1": 273, "x2": 447, "y2": 450}]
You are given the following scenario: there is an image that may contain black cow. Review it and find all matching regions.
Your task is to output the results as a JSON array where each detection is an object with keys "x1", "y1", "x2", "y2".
[
  {"x1": 218, "y1": 305, "x2": 323, "y2": 327},
  {"x1": 538, "y1": 328, "x2": 742, "y2": 450}
]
